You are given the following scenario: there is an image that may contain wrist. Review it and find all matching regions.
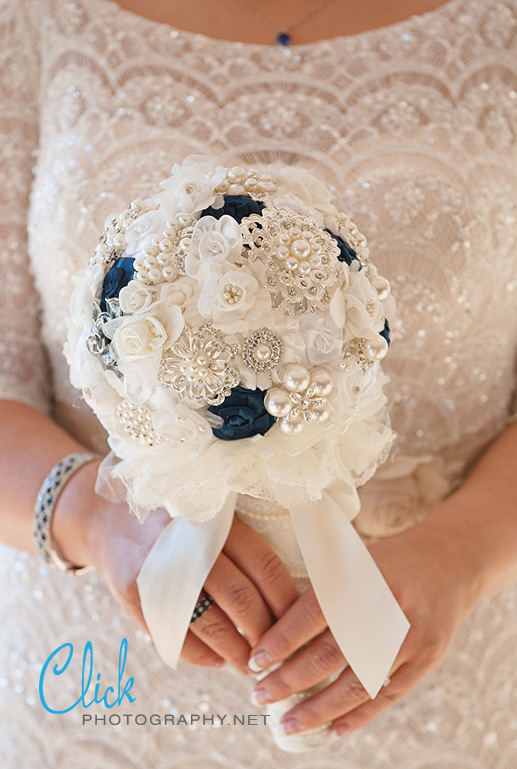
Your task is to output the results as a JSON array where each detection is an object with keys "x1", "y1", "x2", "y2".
[
  {"x1": 421, "y1": 490, "x2": 491, "y2": 613},
  {"x1": 50, "y1": 458, "x2": 104, "y2": 570}
]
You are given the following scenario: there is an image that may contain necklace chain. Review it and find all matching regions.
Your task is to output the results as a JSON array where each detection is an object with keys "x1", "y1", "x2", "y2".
[{"x1": 237, "y1": 0, "x2": 340, "y2": 45}]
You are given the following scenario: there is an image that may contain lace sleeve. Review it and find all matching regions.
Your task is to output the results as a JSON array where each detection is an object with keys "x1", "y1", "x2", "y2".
[{"x1": 0, "y1": 0, "x2": 52, "y2": 413}]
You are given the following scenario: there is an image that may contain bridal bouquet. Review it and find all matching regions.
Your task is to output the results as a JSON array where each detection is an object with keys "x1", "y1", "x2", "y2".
[{"x1": 65, "y1": 157, "x2": 410, "y2": 749}]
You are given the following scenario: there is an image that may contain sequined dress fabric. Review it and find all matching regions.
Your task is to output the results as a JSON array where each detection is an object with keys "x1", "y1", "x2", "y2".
[{"x1": 1, "y1": 0, "x2": 517, "y2": 765}]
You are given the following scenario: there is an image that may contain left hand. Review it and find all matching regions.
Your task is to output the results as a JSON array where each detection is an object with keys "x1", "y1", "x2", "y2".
[{"x1": 246, "y1": 503, "x2": 483, "y2": 738}]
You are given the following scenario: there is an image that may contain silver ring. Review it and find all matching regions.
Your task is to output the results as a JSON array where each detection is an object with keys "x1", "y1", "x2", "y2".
[{"x1": 190, "y1": 593, "x2": 214, "y2": 624}]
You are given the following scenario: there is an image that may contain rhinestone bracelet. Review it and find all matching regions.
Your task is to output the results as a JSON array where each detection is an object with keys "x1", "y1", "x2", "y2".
[{"x1": 33, "y1": 452, "x2": 101, "y2": 574}]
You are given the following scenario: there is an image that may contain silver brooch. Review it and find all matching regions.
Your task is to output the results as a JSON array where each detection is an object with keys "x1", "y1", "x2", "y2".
[
  {"x1": 242, "y1": 330, "x2": 283, "y2": 372},
  {"x1": 86, "y1": 298, "x2": 121, "y2": 369},
  {"x1": 240, "y1": 206, "x2": 341, "y2": 317},
  {"x1": 159, "y1": 324, "x2": 240, "y2": 406}
]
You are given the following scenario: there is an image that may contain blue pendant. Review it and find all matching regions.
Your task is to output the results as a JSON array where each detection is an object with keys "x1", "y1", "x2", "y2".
[{"x1": 276, "y1": 31, "x2": 291, "y2": 46}]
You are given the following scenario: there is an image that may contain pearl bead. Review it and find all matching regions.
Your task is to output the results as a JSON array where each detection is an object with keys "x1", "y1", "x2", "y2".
[
  {"x1": 373, "y1": 276, "x2": 391, "y2": 301},
  {"x1": 277, "y1": 246, "x2": 290, "y2": 260},
  {"x1": 282, "y1": 364, "x2": 311, "y2": 392},
  {"x1": 363, "y1": 336, "x2": 389, "y2": 361},
  {"x1": 285, "y1": 257, "x2": 299, "y2": 271},
  {"x1": 264, "y1": 388, "x2": 292, "y2": 417},
  {"x1": 179, "y1": 237, "x2": 191, "y2": 250},
  {"x1": 228, "y1": 184, "x2": 246, "y2": 195},
  {"x1": 255, "y1": 343, "x2": 272, "y2": 361},
  {"x1": 311, "y1": 402, "x2": 331, "y2": 423},
  {"x1": 310, "y1": 369, "x2": 334, "y2": 396},
  {"x1": 161, "y1": 266, "x2": 176, "y2": 281},
  {"x1": 278, "y1": 234, "x2": 291, "y2": 246},
  {"x1": 278, "y1": 415, "x2": 305, "y2": 436},
  {"x1": 148, "y1": 267, "x2": 161, "y2": 282},
  {"x1": 291, "y1": 239, "x2": 311, "y2": 259},
  {"x1": 298, "y1": 261, "x2": 311, "y2": 276},
  {"x1": 228, "y1": 166, "x2": 246, "y2": 180}
]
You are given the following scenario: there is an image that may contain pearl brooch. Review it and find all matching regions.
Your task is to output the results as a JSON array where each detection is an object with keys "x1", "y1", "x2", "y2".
[{"x1": 264, "y1": 365, "x2": 334, "y2": 435}]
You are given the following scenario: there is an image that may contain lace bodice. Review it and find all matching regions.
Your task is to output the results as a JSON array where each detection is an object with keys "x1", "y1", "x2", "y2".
[{"x1": 1, "y1": 0, "x2": 517, "y2": 766}]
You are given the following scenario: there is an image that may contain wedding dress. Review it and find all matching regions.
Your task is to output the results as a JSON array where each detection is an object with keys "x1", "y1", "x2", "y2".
[{"x1": 1, "y1": 0, "x2": 517, "y2": 765}]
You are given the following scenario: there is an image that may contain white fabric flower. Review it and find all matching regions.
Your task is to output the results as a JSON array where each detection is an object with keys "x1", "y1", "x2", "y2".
[
  {"x1": 197, "y1": 264, "x2": 271, "y2": 334},
  {"x1": 330, "y1": 272, "x2": 385, "y2": 341},
  {"x1": 119, "y1": 279, "x2": 198, "y2": 319},
  {"x1": 270, "y1": 167, "x2": 338, "y2": 228},
  {"x1": 119, "y1": 282, "x2": 162, "y2": 314},
  {"x1": 124, "y1": 209, "x2": 168, "y2": 257},
  {"x1": 301, "y1": 315, "x2": 344, "y2": 366},
  {"x1": 158, "y1": 155, "x2": 224, "y2": 215},
  {"x1": 185, "y1": 215, "x2": 243, "y2": 277},
  {"x1": 107, "y1": 306, "x2": 184, "y2": 402}
]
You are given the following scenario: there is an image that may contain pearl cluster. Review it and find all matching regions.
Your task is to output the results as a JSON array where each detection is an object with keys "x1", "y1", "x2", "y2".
[
  {"x1": 89, "y1": 201, "x2": 145, "y2": 268},
  {"x1": 241, "y1": 207, "x2": 340, "y2": 316},
  {"x1": 242, "y1": 330, "x2": 283, "y2": 372},
  {"x1": 116, "y1": 400, "x2": 162, "y2": 446},
  {"x1": 264, "y1": 364, "x2": 334, "y2": 435},
  {"x1": 133, "y1": 211, "x2": 197, "y2": 284},
  {"x1": 159, "y1": 324, "x2": 239, "y2": 406},
  {"x1": 222, "y1": 283, "x2": 244, "y2": 305},
  {"x1": 213, "y1": 166, "x2": 278, "y2": 201}
]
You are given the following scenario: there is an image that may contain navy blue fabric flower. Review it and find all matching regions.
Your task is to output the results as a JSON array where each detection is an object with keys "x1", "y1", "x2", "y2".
[
  {"x1": 201, "y1": 195, "x2": 265, "y2": 224},
  {"x1": 326, "y1": 230, "x2": 360, "y2": 267},
  {"x1": 380, "y1": 319, "x2": 391, "y2": 346},
  {"x1": 208, "y1": 386, "x2": 275, "y2": 441},
  {"x1": 100, "y1": 257, "x2": 135, "y2": 311}
]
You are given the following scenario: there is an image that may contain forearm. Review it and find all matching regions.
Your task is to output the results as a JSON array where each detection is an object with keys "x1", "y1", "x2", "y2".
[
  {"x1": 425, "y1": 421, "x2": 517, "y2": 606},
  {"x1": 0, "y1": 399, "x2": 101, "y2": 567}
]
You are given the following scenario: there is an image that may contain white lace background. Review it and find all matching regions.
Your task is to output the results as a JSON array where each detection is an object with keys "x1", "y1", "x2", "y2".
[{"x1": 1, "y1": 0, "x2": 517, "y2": 766}]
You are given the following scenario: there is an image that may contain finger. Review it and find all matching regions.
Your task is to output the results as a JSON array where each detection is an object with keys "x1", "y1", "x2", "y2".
[
  {"x1": 205, "y1": 551, "x2": 274, "y2": 647},
  {"x1": 180, "y1": 630, "x2": 226, "y2": 668},
  {"x1": 248, "y1": 589, "x2": 327, "y2": 673},
  {"x1": 189, "y1": 598, "x2": 252, "y2": 674},
  {"x1": 275, "y1": 666, "x2": 373, "y2": 735},
  {"x1": 251, "y1": 629, "x2": 346, "y2": 705},
  {"x1": 331, "y1": 662, "x2": 424, "y2": 737},
  {"x1": 224, "y1": 516, "x2": 299, "y2": 618}
]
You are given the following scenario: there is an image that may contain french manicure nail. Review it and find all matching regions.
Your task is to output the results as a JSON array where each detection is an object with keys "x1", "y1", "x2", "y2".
[
  {"x1": 250, "y1": 687, "x2": 271, "y2": 706},
  {"x1": 248, "y1": 649, "x2": 273, "y2": 672},
  {"x1": 280, "y1": 718, "x2": 303, "y2": 735}
]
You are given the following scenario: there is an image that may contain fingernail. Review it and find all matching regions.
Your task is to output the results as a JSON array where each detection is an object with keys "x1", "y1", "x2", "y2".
[
  {"x1": 250, "y1": 687, "x2": 271, "y2": 706},
  {"x1": 211, "y1": 657, "x2": 225, "y2": 667},
  {"x1": 248, "y1": 650, "x2": 273, "y2": 672},
  {"x1": 280, "y1": 717, "x2": 303, "y2": 735},
  {"x1": 336, "y1": 722, "x2": 351, "y2": 737}
]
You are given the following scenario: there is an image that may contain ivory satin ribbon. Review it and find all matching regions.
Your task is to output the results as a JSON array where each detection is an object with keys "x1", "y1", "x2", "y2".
[{"x1": 136, "y1": 483, "x2": 410, "y2": 701}]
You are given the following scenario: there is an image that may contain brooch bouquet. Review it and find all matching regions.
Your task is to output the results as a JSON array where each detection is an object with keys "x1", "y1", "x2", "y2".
[{"x1": 65, "y1": 156, "x2": 410, "y2": 749}]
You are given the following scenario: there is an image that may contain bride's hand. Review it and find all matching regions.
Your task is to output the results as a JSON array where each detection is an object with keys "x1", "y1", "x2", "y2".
[
  {"x1": 64, "y1": 475, "x2": 299, "y2": 676},
  {"x1": 245, "y1": 501, "x2": 483, "y2": 737}
]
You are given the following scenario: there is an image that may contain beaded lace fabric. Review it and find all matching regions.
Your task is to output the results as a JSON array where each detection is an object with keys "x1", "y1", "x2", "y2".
[{"x1": 1, "y1": 0, "x2": 517, "y2": 765}]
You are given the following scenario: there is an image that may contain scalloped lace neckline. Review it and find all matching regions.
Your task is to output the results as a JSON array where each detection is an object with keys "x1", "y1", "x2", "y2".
[{"x1": 98, "y1": 0, "x2": 471, "y2": 51}]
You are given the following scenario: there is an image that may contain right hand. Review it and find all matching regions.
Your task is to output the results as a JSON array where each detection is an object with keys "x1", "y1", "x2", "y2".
[{"x1": 53, "y1": 461, "x2": 300, "y2": 675}]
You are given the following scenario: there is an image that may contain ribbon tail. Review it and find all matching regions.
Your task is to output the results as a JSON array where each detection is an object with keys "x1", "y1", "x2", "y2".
[
  {"x1": 290, "y1": 488, "x2": 410, "y2": 699},
  {"x1": 136, "y1": 491, "x2": 238, "y2": 669}
]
